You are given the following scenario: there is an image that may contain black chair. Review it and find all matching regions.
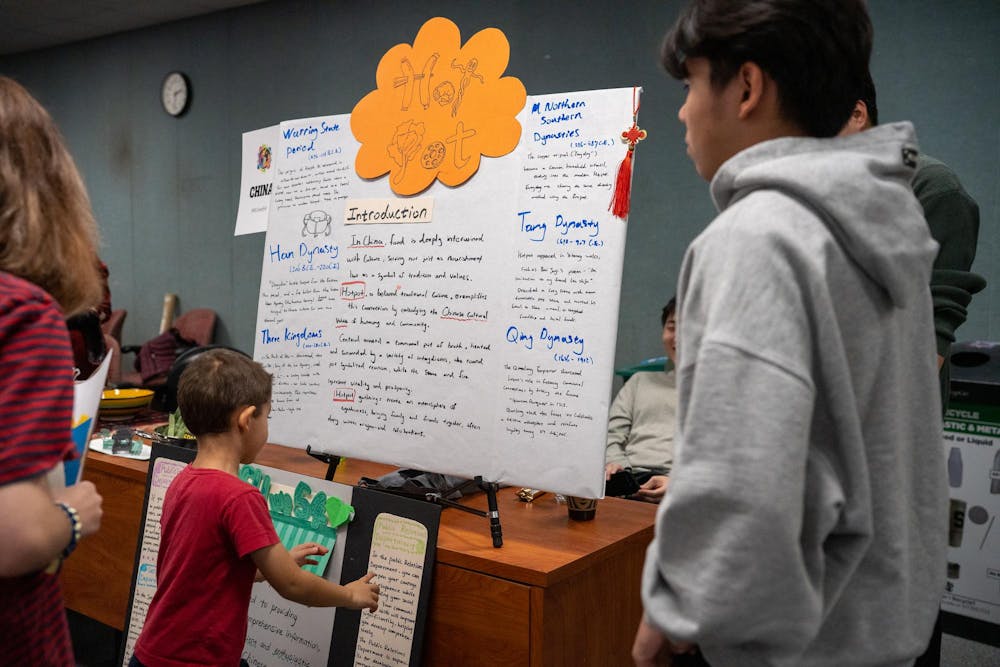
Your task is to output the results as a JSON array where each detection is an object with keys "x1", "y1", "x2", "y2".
[{"x1": 152, "y1": 345, "x2": 251, "y2": 412}]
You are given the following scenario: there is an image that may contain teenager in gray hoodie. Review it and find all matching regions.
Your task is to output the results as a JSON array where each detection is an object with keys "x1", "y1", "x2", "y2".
[{"x1": 634, "y1": 2, "x2": 945, "y2": 666}]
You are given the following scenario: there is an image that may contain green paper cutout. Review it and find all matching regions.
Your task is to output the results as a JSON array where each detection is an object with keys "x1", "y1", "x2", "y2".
[
  {"x1": 238, "y1": 464, "x2": 357, "y2": 576},
  {"x1": 326, "y1": 496, "x2": 355, "y2": 528}
]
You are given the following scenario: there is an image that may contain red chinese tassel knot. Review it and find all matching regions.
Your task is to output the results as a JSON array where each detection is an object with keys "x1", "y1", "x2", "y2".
[{"x1": 609, "y1": 88, "x2": 646, "y2": 220}]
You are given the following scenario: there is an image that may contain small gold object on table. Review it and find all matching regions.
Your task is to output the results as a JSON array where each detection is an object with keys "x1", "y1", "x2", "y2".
[{"x1": 516, "y1": 488, "x2": 546, "y2": 502}]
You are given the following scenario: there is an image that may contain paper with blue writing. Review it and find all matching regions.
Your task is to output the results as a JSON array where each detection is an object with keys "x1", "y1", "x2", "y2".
[{"x1": 254, "y1": 87, "x2": 638, "y2": 498}]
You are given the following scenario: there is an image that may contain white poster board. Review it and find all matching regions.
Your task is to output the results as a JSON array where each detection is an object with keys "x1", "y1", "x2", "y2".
[{"x1": 254, "y1": 88, "x2": 637, "y2": 497}]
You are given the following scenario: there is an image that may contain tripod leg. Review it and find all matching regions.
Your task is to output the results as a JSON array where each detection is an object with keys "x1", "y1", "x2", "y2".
[{"x1": 477, "y1": 476, "x2": 503, "y2": 548}]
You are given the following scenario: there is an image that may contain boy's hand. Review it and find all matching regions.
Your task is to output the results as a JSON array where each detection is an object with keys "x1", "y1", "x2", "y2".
[
  {"x1": 289, "y1": 542, "x2": 328, "y2": 568},
  {"x1": 345, "y1": 573, "x2": 380, "y2": 612},
  {"x1": 605, "y1": 462, "x2": 624, "y2": 480}
]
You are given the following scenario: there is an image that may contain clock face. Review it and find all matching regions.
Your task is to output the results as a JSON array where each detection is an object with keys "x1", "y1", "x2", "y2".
[{"x1": 161, "y1": 72, "x2": 189, "y2": 116}]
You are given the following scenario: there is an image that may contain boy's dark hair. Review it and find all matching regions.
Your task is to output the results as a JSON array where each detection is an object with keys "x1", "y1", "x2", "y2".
[
  {"x1": 661, "y1": 297, "x2": 677, "y2": 327},
  {"x1": 661, "y1": 0, "x2": 873, "y2": 138},
  {"x1": 177, "y1": 348, "x2": 272, "y2": 436},
  {"x1": 860, "y1": 69, "x2": 879, "y2": 127}
]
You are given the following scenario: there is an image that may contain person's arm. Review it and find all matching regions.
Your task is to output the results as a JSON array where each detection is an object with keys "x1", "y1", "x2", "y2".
[
  {"x1": 0, "y1": 476, "x2": 103, "y2": 576},
  {"x1": 254, "y1": 541, "x2": 324, "y2": 583},
  {"x1": 918, "y1": 165, "x2": 985, "y2": 359},
  {"x1": 605, "y1": 378, "x2": 638, "y2": 474},
  {"x1": 930, "y1": 272, "x2": 986, "y2": 359},
  {"x1": 0, "y1": 287, "x2": 104, "y2": 577},
  {"x1": 251, "y1": 543, "x2": 379, "y2": 610},
  {"x1": 643, "y1": 339, "x2": 824, "y2": 651}
]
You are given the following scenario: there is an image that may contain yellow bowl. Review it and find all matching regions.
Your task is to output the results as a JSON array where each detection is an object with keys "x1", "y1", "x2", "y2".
[{"x1": 99, "y1": 388, "x2": 154, "y2": 420}]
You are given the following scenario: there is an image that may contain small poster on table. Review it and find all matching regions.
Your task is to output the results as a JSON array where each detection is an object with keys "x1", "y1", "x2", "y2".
[{"x1": 121, "y1": 444, "x2": 441, "y2": 667}]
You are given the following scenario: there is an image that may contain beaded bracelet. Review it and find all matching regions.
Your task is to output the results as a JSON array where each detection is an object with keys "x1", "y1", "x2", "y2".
[{"x1": 54, "y1": 501, "x2": 82, "y2": 558}]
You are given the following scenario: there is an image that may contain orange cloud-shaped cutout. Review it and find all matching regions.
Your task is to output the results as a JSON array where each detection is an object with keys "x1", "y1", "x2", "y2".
[{"x1": 351, "y1": 17, "x2": 526, "y2": 196}]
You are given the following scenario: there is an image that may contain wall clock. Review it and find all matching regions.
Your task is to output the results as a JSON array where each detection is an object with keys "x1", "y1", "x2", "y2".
[{"x1": 161, "y1": 71, "x2": 190, "y2": 117}]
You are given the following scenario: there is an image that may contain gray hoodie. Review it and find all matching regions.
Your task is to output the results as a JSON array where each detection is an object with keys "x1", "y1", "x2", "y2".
[{"x1": 642, "y1": 122, "x2": 946, "y2": 667}]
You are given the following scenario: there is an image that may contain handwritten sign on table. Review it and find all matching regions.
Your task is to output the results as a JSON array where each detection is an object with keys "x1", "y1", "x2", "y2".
[
  {"x1": 353, "y1": 514, "x2": 428, "y2": 667},
  {"x1": 121, "y1": 456, "x2": 189, "y2": 665},
  {"x1": 242, "y1": 464, "x2": 354, "y2": 667},
  {"x1": 254, "y1": 88, "x2": 638, "y2": 498},
  {"x1": 121, "y1": 447, "x2": 440, "y2": 667}
]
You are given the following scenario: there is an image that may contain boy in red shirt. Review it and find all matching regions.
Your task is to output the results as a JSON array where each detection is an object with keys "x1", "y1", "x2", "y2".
[{"x1": 132, "y1": 349, "x2": 378, "y2": 667}]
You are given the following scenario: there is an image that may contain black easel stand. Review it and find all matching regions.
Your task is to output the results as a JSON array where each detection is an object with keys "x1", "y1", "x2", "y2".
[
  {"x1": 477, "y1": 476, "x2": 503, "y2": 548},
  {"x1": 359, "y1": 473, "x2": 504, "y2": 548},
  {"x1": 305, "y1": 445, "x2": 342, "y2": 481},
  {"x1": 427, "y1": 475, "x2": 502, "y2": 548}
]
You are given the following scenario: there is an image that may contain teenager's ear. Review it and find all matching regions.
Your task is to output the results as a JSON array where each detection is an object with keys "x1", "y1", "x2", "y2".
[
  {"x1": 236, "y1": 405, "x2": 256, "y2": 432},
  {"x1": 736, "y1": 62, "x2": 766, "y2": 120},
  {"x1": 850, "y1": 101, "x2": 869, "y2": 130}
]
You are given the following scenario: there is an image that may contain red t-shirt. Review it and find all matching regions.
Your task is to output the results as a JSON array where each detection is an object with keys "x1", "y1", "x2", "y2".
[
  {"x1": 135, "y1": 466, "x2": 280, "y2": 667},
  {"x1": 0, "y1": 271, "x2": 77, "y2": 666}
]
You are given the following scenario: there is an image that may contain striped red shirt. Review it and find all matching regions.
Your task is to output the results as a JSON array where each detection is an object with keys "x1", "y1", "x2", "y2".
[{"x1": 0, "y1": 270, "x2": 76, "y2": 665}]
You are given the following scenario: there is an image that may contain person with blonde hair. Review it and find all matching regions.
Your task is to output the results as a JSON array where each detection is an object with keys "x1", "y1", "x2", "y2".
[{"x1": 0, "y1": 75, "x2": 105, "y2": 665}]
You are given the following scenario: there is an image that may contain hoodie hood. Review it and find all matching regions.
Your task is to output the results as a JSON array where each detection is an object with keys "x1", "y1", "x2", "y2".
[{"x1": 710, "y1": 122, "x2": 937, "y2": 307}]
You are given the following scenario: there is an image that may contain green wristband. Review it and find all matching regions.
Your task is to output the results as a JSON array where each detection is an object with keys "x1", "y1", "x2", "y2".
[{"x1": 55, "y1": 501, "x2": 82, "y2": 558}]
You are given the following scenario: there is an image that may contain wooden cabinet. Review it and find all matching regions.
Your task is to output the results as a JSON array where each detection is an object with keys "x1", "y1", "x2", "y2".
[{"x1": 62, "y1": 453, "x2": 146, "y2": 630}]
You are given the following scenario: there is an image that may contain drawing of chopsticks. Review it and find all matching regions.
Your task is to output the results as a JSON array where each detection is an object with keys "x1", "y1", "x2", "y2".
[{"x1": 980, "y1": 515, "x2": 994, "y2": 551}]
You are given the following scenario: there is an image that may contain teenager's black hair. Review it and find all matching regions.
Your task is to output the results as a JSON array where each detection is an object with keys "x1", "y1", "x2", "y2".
[
  {"x1": 661, "y1": 0, "x2": 873, "y2": 138},
  {"x1": 661, "y1": 297, "x2": 677, "y2": 327},
  {"x1": 860, "y1": 69, "x2": 879, "y2": 126}
]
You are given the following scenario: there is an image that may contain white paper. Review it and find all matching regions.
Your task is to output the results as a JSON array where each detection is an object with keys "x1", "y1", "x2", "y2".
[
  {"x1": 121, "y1": 459, "x2": 356, "y2": 667},
  {"x1": 121, "y1": 457, "x2": 187, "y2": 667},
  {"x1": 242, "y1": 465, "x2": 353, "y2": 667},
  {"x1": 254, "y1": 88, "x2": 638, "y2": 498},
  {"x1": 66, "y1": 350, "x2": 112, "y2": 485},
  {"x1": 353, "y1": 514, "x2": 428, "y2": 667},
  {"x1": 234, "y1": 126, "x2": 279, "y2": 235}
]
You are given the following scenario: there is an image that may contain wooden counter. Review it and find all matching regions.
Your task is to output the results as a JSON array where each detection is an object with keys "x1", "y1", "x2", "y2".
[{"x1": 62, "y1": 443, "x2": 657, "y2": 666}]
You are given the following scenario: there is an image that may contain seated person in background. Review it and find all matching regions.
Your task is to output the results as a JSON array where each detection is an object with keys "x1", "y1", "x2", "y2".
[
  {"x1": 131, "y1": 349, "x2": 379, "y2": 667},
  {"x1": 604, "y1": 297, "x2": 677, "y2": 502}
]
